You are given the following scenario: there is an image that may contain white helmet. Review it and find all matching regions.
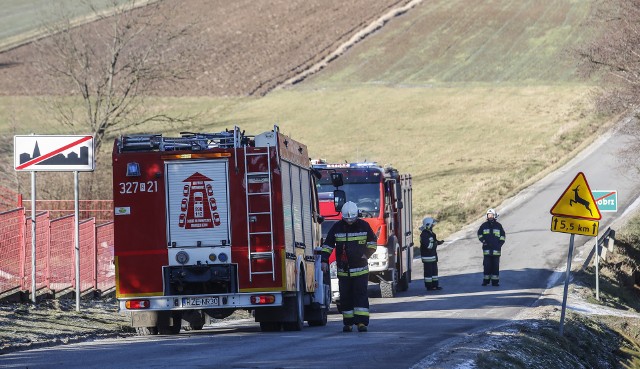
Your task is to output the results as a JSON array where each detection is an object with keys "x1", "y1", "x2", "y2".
[
  {"x1": 419, "y1": 217, "x2": 436, "y2": 231},
  {"x1": 341, "y1": 201, "x2": 359, "y2": 224},
  {"x1": 486, "y1": 208, "x2": 498, "y2": 220}
]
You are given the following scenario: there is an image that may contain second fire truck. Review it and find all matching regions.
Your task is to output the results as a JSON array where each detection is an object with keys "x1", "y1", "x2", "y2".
[
  {"x1": 112, "y1": 126, "x2": 329, "y2": 334},
  {"x1": 312, "y1": 161, "x2": 413, "y2": 304}
]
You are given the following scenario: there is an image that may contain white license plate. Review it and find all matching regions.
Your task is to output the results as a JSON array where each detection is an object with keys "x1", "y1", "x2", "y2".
[{"x1": 182, "y1": 297, "x2": 220, "y2": 307}]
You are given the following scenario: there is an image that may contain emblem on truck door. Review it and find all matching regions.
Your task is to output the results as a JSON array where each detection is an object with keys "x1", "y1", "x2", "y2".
[{"x1": 180, "y1": 172, "x2": 218, "y2": 229}]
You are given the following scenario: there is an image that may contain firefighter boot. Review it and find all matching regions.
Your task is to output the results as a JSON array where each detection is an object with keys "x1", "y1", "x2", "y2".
[
  {"x1": 357, "y1": 323, "x2": 368, "y2": 332},
  {"x1": 343, "y1": 325, "x2": 353, "y2": 332}
]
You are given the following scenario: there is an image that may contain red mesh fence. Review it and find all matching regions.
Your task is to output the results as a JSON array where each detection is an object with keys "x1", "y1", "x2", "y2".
[
  {"x1": 79, "y1": 219, "x2": 96, "y2": 293},
  {"x1": 0, "y1": 208, "x2": 26, "y2": 293},
  {"x1": 23, "y1": 212, "x2": 51, "y2": 291},
  {"x1": 49, "y1": 215, "x2": 75, "y2": 292},
  {"x1": 23, "y1": 200, "x2": 113, "y2": 224},
  {"x1": 0, "y1": 208, "x2": 115, "y2": 298},
  {"x1": 96, "y1": 222, "x2": 115, "y2": 293}
]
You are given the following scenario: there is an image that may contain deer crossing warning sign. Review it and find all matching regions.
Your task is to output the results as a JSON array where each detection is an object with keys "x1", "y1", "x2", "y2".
[{"x1": 550, "y1": 172, "x2": 602, "y2": 221}]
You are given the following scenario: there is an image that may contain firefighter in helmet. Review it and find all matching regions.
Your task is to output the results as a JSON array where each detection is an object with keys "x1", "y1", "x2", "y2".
[
  {"x1": 477, "y1": 208, "x2": 506, "y2": 286},
  {"x1": 321, "y1": 201, "x2": 377, "y2": 332},
  {"x1": 419, "y1": 217, "x2": 444, "y2": 290}
]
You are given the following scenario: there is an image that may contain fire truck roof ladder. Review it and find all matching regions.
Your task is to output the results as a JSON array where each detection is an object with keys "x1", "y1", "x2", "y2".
[
  {"x1": 245, "y1": 145, "x2": 276, "y2": 282},
  {"x1": 118, "y1": 126, "x2": 247, "y2": 152}
]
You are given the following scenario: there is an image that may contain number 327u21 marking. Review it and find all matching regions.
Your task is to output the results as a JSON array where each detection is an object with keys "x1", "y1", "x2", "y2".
[{"x1": 118, "y1": 181, "x2": 159, "y2": 194}]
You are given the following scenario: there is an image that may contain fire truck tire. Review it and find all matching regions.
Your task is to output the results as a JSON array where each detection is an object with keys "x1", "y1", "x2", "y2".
[
  {"x1": 259, "y1": 322, "x2": 282, "y2": 332},
  {"x1": 307, "y1": 285, "x2": 331, "y2": 327},
  {"x1": 307, "y1": 283, "x2": 330, "y2": 326},
  {"x1": 135, "y1": 326, "x2": 158, "y2": 336},
  {"x1": 157, "y1": 312, "x2": 182, "y2": 335},
  {"x1": 399, "y1": 270, "x2": 410, "y2": 292},
  {"x1": 307, "y1": 308, "x2": 328, "y2": 327},
  {"x1": 282, "y1": 272, "x2": 305, "y2": 331}
]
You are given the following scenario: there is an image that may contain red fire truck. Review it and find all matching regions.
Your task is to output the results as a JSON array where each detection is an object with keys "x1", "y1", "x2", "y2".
[
  {"x1": 112, "y1": 126, "x2": 330, "y2": 334},
  {"x1": 312, "y1": 161, "x2": 413, "y2": 304}
]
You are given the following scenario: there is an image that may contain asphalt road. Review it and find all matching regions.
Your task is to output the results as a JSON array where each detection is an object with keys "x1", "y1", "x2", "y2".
[{"x1": 2, "y1": 123, "x2": 639, "y2": 369}]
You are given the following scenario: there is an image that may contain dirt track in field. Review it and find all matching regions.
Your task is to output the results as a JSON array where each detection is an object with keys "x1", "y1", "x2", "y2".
[{"x1": 0, "y1": 0, "x2": 414, "y2": 97}]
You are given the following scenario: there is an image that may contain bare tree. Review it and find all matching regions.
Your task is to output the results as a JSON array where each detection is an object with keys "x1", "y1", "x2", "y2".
[
  {"x1": 577, "y1": 0, "x2": 640, "y2": 171},
  {"x1": 34, "y1": 0, "x2": 195, "y2": 154}
]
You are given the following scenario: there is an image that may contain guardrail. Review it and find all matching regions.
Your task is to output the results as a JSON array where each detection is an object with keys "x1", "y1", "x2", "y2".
[{"x1": 0, "y1": 207, "x2": 114, "y2": 301}]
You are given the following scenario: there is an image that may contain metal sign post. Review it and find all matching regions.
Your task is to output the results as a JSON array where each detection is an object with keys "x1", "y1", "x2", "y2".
[
  {"x1": 559, "y1": 234, "x2": 575, "y2": 336},
  {"x1": 595, "y1": 237, "x2": 599, "y2": 301},
  {"x1": 74, "y1": 171, "x2": 80, "y2": 312},
  {"x1": 31, "y1": 172, "x2": 36, "y2": 304}
]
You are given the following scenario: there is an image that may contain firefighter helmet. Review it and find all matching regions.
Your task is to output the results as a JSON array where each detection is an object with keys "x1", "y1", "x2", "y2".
[
  {"x1": 341, "y1": 201, "x2": 359, "y2": 224},
  {"x1": 419, "y1": 217, "x2": 436, "y2": 231},
  {"x1": 486, "y1": 208, "x2": 498, "y2": 220}
]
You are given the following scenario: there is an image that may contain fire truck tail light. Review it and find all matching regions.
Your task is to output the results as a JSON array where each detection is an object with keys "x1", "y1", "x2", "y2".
[
  {"x1": 218, "y1": 252, "x2": 228, "y2": 262},
  {"x1": 208, "y1": 253, "x2": 217, "y2": 262},
  {"x1": 125, "y1": 299, "x2": 150, "y2": 309},
  {"x1": 250, "y1": 295, "x2": 275, "y2": 304}
]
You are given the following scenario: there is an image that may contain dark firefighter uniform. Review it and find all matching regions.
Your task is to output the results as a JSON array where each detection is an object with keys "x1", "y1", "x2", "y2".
[
  {"x1": 321, "y1": 218, "x2": 377, "y2": 327},
  {"x1": 420, "y1": 228, "x2": 443, "y2": 290},
  {"x1": 477, "y1": 219, "x2": 506, "y2": 286}
]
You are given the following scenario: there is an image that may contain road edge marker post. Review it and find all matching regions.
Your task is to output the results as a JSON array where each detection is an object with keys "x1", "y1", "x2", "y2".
[{"x1": 592, "y1": 190, "x2": 617, "y2": 301}]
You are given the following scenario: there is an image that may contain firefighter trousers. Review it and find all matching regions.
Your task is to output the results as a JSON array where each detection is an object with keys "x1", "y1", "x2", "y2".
[
  {"x1": 338, "y1": 273, "x2": 370, "y2": 326},
  {"x1": 483, "y1": 254, "x2": 500, "y2": 285},
  {"x1": 422, "y1": 259, "x2": 439, "y2": 289}
]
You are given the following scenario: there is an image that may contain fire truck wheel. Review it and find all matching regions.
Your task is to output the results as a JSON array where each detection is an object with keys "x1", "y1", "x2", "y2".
[
  {"x1": 259, "y1": 321, "x2": 282, "y2": 332},
  {"x1": 399, "y1": 269, "x2": 410, "y2": 292},
  {"x1": 307, "y1": 284, "x2": 330, "y2": 326},
  {"x1": 157, "y1": 312, "x2": 182, "y2": 335},
  {"x1": 282, "y1": 272, "x2": 305, "y2": 331},
  {"x1": 307, "y1": 308, "x2": 328, "y2": 327},
  {"x1": 135, "y1": 326, "x2": 158, "y2": 336}
]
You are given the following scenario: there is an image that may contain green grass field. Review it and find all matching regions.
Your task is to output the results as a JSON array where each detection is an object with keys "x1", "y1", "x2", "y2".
[{"x1": 0, "y1": 0, "x2": 613, "y2": 236}]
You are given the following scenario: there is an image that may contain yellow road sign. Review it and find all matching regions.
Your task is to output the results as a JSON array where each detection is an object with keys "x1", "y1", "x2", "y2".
[
  {"x1": 551, "y1": 216, "x2": 599, "y2": 236},
  {"x1": 550, "y1": 172, "x2": 602, "y2": 220}
]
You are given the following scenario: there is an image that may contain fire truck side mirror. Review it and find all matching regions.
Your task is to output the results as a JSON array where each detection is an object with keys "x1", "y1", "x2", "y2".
[
  {"x1": 333, "y1": 189, "x2": 346, "y2": 212},
  {"x1": 330, "y1": 172, "x2": 344, "y2": 187}
]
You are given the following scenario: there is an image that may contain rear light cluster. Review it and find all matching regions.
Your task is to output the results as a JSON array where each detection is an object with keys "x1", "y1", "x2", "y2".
[
  {"x1": 250, "y1": 295, "x2": 275, "y2": 305},
  {"x1": 125, "y1": 299, "x2": 150, "y2": 309}
]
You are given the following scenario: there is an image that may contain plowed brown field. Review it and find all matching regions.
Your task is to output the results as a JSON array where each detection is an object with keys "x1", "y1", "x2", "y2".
[{"x1": 0, "y1": 0, "x2": 413, "y2": 97}]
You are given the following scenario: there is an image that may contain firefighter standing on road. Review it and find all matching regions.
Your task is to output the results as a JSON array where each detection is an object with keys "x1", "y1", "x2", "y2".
[
  {"x1": 321, "y1": 201, "x2": 377, "y2": 332},
  {"x1": 477, "y1": 208, "x2": 506, "y2": 286},
  {"x1": 419, "y1": 217, "x2": 444, "y2": 291}
]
